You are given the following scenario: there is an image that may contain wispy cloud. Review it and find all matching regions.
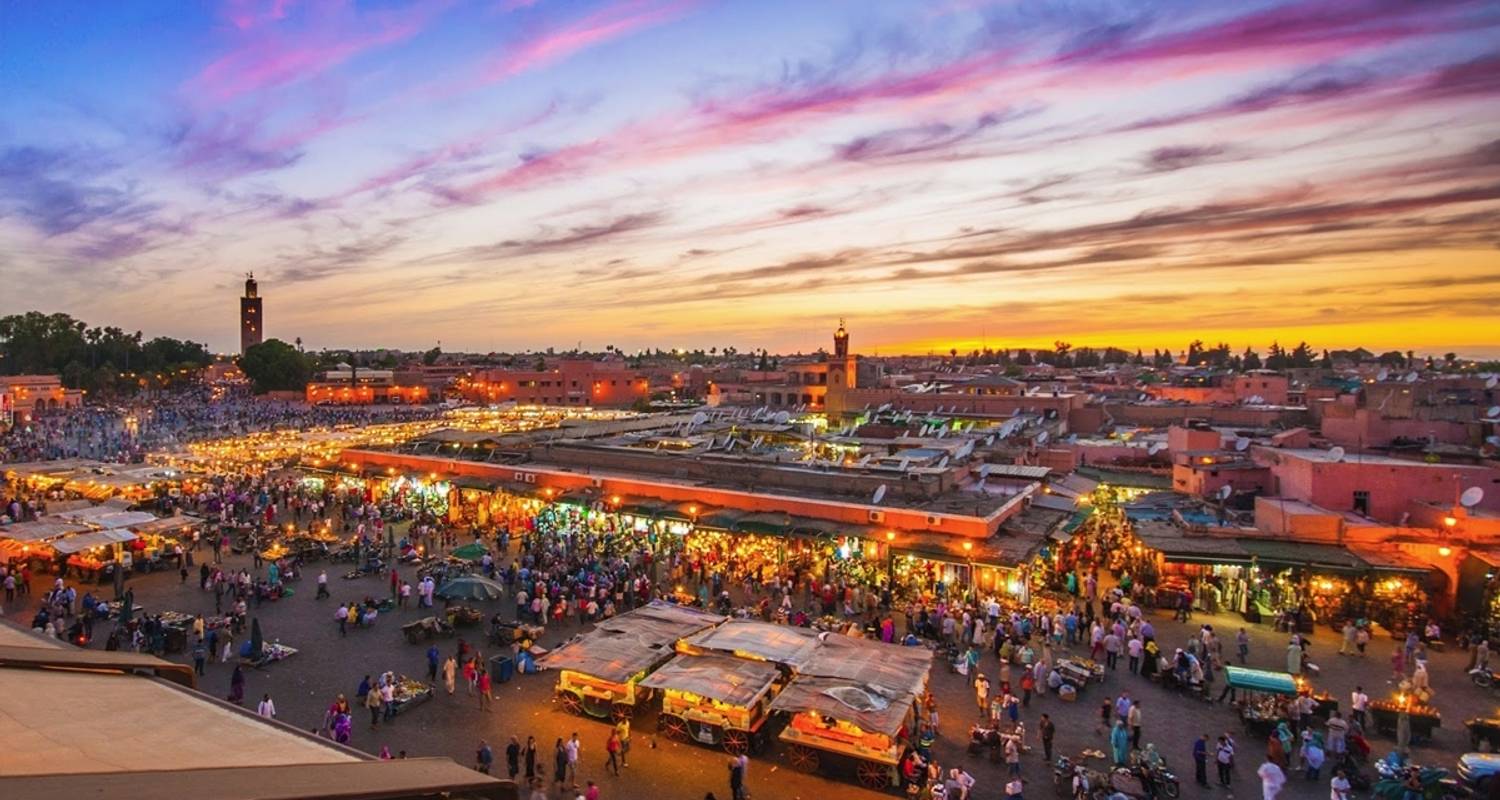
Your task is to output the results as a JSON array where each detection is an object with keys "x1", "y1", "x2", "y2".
[{"x1": 441, "y1": 211, "x2": 667, "y2": 261}]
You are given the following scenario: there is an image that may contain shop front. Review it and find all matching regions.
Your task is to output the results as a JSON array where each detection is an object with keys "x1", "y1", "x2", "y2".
[{"x1": 1235, "y1": 539, "x2": 1370, "y2": 631}]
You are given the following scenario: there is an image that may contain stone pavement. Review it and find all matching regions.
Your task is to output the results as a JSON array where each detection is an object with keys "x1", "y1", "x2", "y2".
[{"x1": 19, "y1": 549, "x2": 1489, "y2": 800}]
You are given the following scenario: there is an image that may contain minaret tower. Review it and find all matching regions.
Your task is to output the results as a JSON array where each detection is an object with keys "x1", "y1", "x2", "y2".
[
  {"x1": 240, "y1": 273, "x2": 264, "y2": 354},
  {"x1": 826, "y1": 319, "x2": 857, "y2": 417}
]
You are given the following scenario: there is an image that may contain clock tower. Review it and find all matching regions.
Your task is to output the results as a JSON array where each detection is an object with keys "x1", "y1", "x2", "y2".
[{"x1": 240, "y1": 273, "x2": 263, "y2": 354}]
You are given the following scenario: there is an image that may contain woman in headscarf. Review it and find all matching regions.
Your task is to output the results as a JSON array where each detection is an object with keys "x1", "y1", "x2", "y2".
[
  {"x1": 227, "y1": 663, "x2": 245, "y2": 704},
  {"x1": 1266, "y1": 731, "x2": 1287, "y2": 767},
  {"x1": 1111, "y1": 719, "x2": 1131, "y2": 766},
  {"x1": 1276, "y1": 721, "x2": 1295, "y2": 762}
]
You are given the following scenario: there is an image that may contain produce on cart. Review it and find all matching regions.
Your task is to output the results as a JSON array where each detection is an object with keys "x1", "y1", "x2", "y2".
[
  {"x1": 1225, "y1": 666, "x2": 1298, "y2": 736},
  {"x1": 642, "y1": 652, "x2": 782, "y2": 754},
  {"x1": 390, "y1": 674, "x2": 435, "y2": 715},
  {"x1": 769, "y1": 632, "x2": 932, "y2": 791},
  {"x1": 1369, "y1": 694, "x2": 1441, "y2": 744},
  {"x1": 538, "y1": 601, "x2": 725, "y2": 721}
]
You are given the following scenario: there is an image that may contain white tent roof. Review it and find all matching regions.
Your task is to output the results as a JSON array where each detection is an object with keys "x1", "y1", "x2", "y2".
[{"x1": 52, "y1": 530, "x2": 138, "y2": 554}]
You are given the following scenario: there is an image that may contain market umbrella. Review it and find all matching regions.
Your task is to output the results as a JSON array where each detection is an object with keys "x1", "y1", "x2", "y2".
[
  {"x1": 250, "y1": 617, "x2": 264, "y2": 660},
  {"x1": 435, "y1": 575, "x2": 505, "y2": 601},
  {"x1": 450, "y1": 543, "x2": 488, "y2": 562}
]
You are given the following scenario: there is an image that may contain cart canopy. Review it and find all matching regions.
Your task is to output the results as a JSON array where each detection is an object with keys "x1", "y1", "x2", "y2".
[
  {"x1": 1225, "y1": 666, "x2": 1297, "y2": 695},
  {"x1": 681, "y1": 619, "x2": 822, "y2": 669},
  {"x1": 537, "y1": 602, "x2": 724, "y2": 684},
  {"x1": 769, "y1": 675, "x2": 915, "y2": 737},
  {"x1": 638, "y1": 652, "x2": 780, "y2": 707}
]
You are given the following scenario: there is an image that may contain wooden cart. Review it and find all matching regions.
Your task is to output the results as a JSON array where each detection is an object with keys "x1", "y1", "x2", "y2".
[
  {"x1": 1369, "y1": 699, "x2": 1440, "y2": 744},
  {"x1": 642, "y1": 652, "x2": 782, "y2": 755},
  {"x1": 555, "y1": 669, "x2": 645, "y2": 721},
  {"x1": 402, "y1": 616, "x2": 455, "y2": 644}
]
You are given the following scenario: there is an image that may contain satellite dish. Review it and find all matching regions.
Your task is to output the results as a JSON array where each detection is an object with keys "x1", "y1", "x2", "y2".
[
  {"x1": 1487, "y1": 406, "x2": 1500, "y2": 418},
  {"x1": 1234, "y1": 438, "x2": 1250, "y2": 452},
  {"x1": 1405, "y1": 372, "x2": 1419, "y2": 383},
  {"x1": 936, "y1": 428, "x2": 948, "y2": 439},
  {"x1": 1327, "y1": 446, "x2": 1346, "y2": 462},
  {"x1": 1217, "y1": 484, "x2": 1233, "y2": 501},
  {"x1": 878, "y1": 403, "x2": 892, "y2": 413},
  {"x1": 983, "y1": 434, "x2": 995, "y2": 446},
  {"x1": 1487, "y1": 377, "x2": 1498, "y2": 389},
  {"x1": 957, "y1": 441, "x2": 974, "y2": 459},
  {"x1": 773, "y1": 410, "x2": 791, "y2": 425},
  {"x1": 872, "y1": 484, "x2": 887, "y2": 505},
  {"x1": 976, "y1": 477, "x2": 988, "y2": 494},
  {"x1": 751, "y1": 435, "x2": 764, "y2": 449},
  {"x1": 1036, "y1": 430, "x2": 1049, "y2": 445},
  {"x1": 898, "y1": 457, "x2": 911, "y2": 471},
  {"x1": 856, "y1": 454, "x2": 873, "y2": 467},
  {"x1": 937, "y1": 455, "x2": 950, "y2": 469},
  {"x1": 1147, "y1": 443, "x2": 1166, "y2": 456},
  {"x1": 1376, "y1": 369, "x2": 1390, "y2": 381},
  {"x1": 724, "y1": 439, "x2": 735, "y2": 452},
  {"x1": 1487, "y1": 435, "x2": 1500, "y2": 447},
  {"x1": 1138, "y1": 393, "x2": 1148, "y2": 401},
  {"x1": 980, "y1": 464, "x2": 993, "y2": 479},
  {"x1": 1462, "y1": 487, "x2": 1485, "y2": 508}
]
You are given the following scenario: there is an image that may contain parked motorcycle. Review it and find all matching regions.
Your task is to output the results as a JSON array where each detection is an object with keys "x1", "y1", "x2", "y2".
[
  {"x1": 1469, "y1": 667, "x2": 1497, "y2": 689},
  {"x1": 1053, "y1": 755, "x2": 1179, "y2": 800}
]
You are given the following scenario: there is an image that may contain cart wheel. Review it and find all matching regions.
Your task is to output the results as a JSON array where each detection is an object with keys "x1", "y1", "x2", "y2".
[
  {"x1": 611, "y1": 702, "x2": 633, "y2": 722},
  {"x1": 787, "y1": 744, "x2": 819, "y2": 772},
  {"x1": 557, "y1": 692, "x2": 582, "y2": 715},
  {"x1": 660, "y1": 715, "x2": 689, "y2": 741},
  {"x1": 723, "y1": 729, "x2": 749, "y2": 755},
  {"x1": 1162, "y1": 779, "x2": 1181, "y2": 799},
  {"x1": 856, "y1": 759, "x2": 890, "y2": 789}
]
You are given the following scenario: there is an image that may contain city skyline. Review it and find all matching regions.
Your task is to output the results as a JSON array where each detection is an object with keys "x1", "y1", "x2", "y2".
[{"x1": 2, "y1": 1, "x2": 1498, "y2": 355}]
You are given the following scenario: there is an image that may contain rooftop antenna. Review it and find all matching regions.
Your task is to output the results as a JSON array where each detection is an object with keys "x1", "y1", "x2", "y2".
[
  {"x1": 1036, "y1": 430, "x2": 1049, "y2": 445},
  {"x1": 1376, "y1": 369, "x2": 1390, "y2": 381},
  {"x1": 872, "y1": 484, "x2": 887, "y2": 505},
  {"x1": 1327, "y1": 446, "x2": 1346, "y2": 462},
  {"x1": 897, "y1": 456, "x2": 911, "y2": 472},
  {"x1": 1217, "y1": 484, "x2": 1233, "y2": 501},
  {"x1": 980, "y1": 463, "x2": 994, "y2": 479},
  {"x1": 1147, "y1": 442, "x2": 1166, "y2": 456},
  {"x1": 1234, "y1": 438, "x2": 1250, "y2": 452}
]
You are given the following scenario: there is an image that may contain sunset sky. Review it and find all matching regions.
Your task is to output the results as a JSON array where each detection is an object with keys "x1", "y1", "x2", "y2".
[{"x1": 2, "y1": 0, "x2": 1497, "y2": 356}]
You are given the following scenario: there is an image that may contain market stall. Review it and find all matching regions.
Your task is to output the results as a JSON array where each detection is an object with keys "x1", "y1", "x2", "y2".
[
  {"x1": 642, "y1": 652, "x2": 782, "y2": 754},
  {"x1": 678, "y1": 618, "x2": 822, "y2": 672},
  {"x1": 1369, "y1": 694, "x2": 1441, "y2": 744},
  {"x1": 1225, "y1": 666, "x2": 1298, "y2": 737},
  {"x1": 769, "y1": 633, "x2": 932, "y2": 791},
  {"x1": 538, "y1": 601, "x2": 725, "y2": 721},
  {"x1": 390, "y1": 675, "x2": 435, "y2": 715}
]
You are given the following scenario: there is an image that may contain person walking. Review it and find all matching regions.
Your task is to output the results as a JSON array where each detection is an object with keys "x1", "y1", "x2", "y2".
[
  {"x1": 192, "y1": 637, "x2": 207, "y2": 676},
  {"x1": 443, "y1": 655, "x2": 457, "y2": 696},
  {"x1": 475, "y1": 740, "x2": 494, "y2": 774},
  {"x1": 427, "y1": 644, "x2": 440, "y2": 683},
  {"x1": 1039, "y1": 714, "x2": 1056, "y2": 763},
  {"x1": 228, "y1": 663, "x2": 245, "y2": 705},
  {"x1": 1128, "y1": 701, "x2": 1143, "y2": 751},
  {"x1": 257, "y1": 693, "x2": 276, "y2": 718},
  {"x1": 566, "y1": 732, "x2": 581, "y2": 788},
  {"x1": 365, "y1": 681, "x2": 383, "y2": 728},
  {"x1": 1351, "y1": 686, "x2": 1369, "y2": 730},
  {"x1": 552, "y1": 739, "x2": 568, "y2": 796},
  {"x1": 1237, "y1": 629, "x2": 1250, "y2": 664},
  {"x1": 605, "y1": 729, "x2": 622, "y2": 776},
  {"x1": 728, "y1": 756, "x2": 746, "y2": 800},
  {"x1": 1215, "y1": 735, "x2": 1235, "y2": 787},
  {"x1": 975, "y1": 673, "x2": 990, "y2": 720},
  {"x1": 1005, "y1": 734, "x2": 1022, "y2": 777},
  {"x1": 1193, "y1": 735, "x2": 1210, "y2": 788},
  {"x1": 506, "y1": 736, "x2": 521, "y2": 780},
  {"x1": 1258, "y1": 758, "x2": 1287, "y2": 800},
  {"x1": 614, "y1": 718, "x2": 631, "y2": 768},
  {"x1": 477, "y1": 668, "x2": 492, "y2": 711},
  {"x1": 524, "y1": 736, "x2": 537, "y2": 782}
]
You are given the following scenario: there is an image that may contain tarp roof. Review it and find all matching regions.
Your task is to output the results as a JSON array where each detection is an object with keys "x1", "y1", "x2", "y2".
[
  {"x1": 0, "y1": 519, "x2": 90, "y2": 542},
  {"x1": 768, "y1": 675, "x2": 916, "y2": 738},
  {"x1": 1236, "y1": 538, "x2": 1367, "y2": 571},
  {"x1": 538, "y1": 602, "x2": 724, "y2": 684},
  {"x1": 131, "y1": 516, "x2": 200, "y2": 535},
  {"x1": 978, "y1": 464, "x2": 1052, "y2": 480},
  {"x1": 638, "y1": 652, "x2": 780, "y2": 707},
  {"x1": 1224, "y1": 666, "x2": 1297, "y2": 695},
  {"x1": 1133, "y1": 522, "x2": 1251, "y2": 564},
  {"x1": 95, "y1": 511, "x2": 159, "y2": 531},
  {"x1": 797, "y1": 634, "x2": 931, "y2": 698},
  {"x1": 1345, "y1": 544, "x2": 1436, "y2": 575},
  {"x1": 682, "y1": 620, "x2": 822, "y2": 668},
  {"x1": 52, "y1": 529, "x2": 138, "y2": 554}
]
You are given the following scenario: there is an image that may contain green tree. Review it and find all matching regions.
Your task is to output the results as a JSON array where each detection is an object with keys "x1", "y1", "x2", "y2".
[
  {"x1": 237, "y1": 339, "x2": 312, "y2": 393},
  {"x1": 422, "y1": 346, "x2": 442, "y2": 366}
]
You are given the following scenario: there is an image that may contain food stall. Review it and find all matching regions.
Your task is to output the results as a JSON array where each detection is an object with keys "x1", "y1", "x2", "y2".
[
  {"x1": 1057, "y1": 656, "x2": 1105, "y2": 690},
  {"x1": 769, "y1": 633, "x2": 933, "y2": 790},
  {"x1": 1225, "y1": 666, "x2": 1298, "y2": 736},
  {"x1": 538, "y1": 601, "x2": 725, "y2": 721},
  {"x1": 642, "y1": 652, "x2": 782, "y2": 754},
  {"x1": 1369, "y1": 693, "x2": 1441, "y2": 744},
  {"x1": 390, "y1": 675, "x2": 435, "y2": 715}
]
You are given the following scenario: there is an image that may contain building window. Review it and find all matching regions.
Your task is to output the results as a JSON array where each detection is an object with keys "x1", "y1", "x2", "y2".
[{"x1": 1353, "y1": 490, "x2": 1370, "y2": 516}]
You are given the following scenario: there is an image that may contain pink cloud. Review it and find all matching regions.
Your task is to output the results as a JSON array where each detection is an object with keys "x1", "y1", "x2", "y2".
[
  {"x1": 187, "y1": 2, "x2": 443, "y2": 102},
  {"x1": 482, "y1": 0, "x2": 694, "y2": 81}
]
